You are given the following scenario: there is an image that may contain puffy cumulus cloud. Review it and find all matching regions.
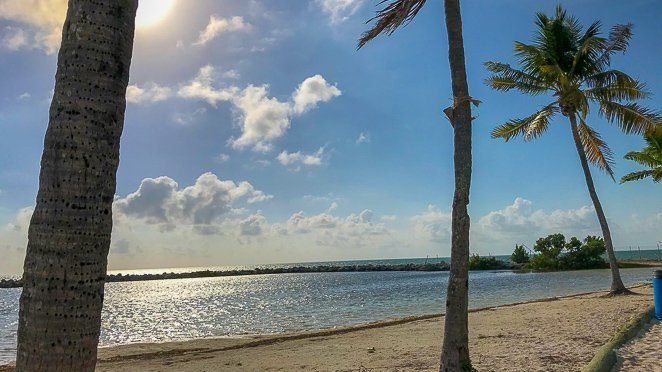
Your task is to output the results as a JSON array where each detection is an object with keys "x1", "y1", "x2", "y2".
[
  {"x1": 278, "y1": 209, "x2": 388, "y2": 248},
  {"x1": 178, "y1": 66, "x2": 341, "y2": 152},
  {"x1": 411, "y1": 205, "x2": 452, "y2": 243},
  {"x1": 478, "y1": 197, "x2": 536, "y2": 234},
  {"x1": 316, "y1": 0, "x2": 366, "y2": 23},
  {"x1": 291, "y1": 75, "x2": 342, "y2": 115},
  {"x1": 276, "y1": 147, "x2": 326, "y2": 168},
  {"x1": 239, "y1": 213, "x2": 267, "y2": 236},
  {"x1": 0, "y1": 0, "x2": 67, "y2": 54},
  {"x1": 194, "y1": 15, "x2": 251, "y2": 46},
  {"x1": 229, "y1": 85, "x2": 292, "y2": 152},
  {"x1": 177, "y1": 65, "x2": 239, "y2": 106},
  {"x1": 126, "y1": 83, "x2": 172, "y2": 104},
  {"x1": 113, "y1": 172, "x2": 272, "y2": 234},
  {"x1": 477, "y1": 197, "x2": 598, "y2": 236}
]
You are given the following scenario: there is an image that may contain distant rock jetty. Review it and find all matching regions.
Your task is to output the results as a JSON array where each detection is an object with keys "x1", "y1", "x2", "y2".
[{"x1": 0, "y1": 260, "x2": 521, "y2": 289}]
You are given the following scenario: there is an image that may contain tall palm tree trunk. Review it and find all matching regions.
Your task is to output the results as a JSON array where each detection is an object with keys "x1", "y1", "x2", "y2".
[
  {"x1": 440, "y1": 0, "x2": 473, "y2": 370},
  {"x1": 568, "y1": 114, "x2": 628, "y2": 294},
  {"x1": 16, "y1": 1, "x2": 138, "y2": 371}
]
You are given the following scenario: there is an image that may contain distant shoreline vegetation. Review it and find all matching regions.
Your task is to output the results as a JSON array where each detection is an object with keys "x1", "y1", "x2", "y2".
[
  {"x1": 1, "y1": 250, "x2": 658, "y2": 289},
  {"x1": 2, "y1": 261, "x2": 526, "y2": 289}
]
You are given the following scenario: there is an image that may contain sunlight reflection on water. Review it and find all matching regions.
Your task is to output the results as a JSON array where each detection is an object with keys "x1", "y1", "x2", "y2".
[{"x1": 0, "y1": 267, "x2": 656, "y2": 363}]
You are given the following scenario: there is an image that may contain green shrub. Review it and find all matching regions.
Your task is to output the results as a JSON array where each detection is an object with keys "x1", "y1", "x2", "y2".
[
  {"x1": 469, "y1": 254, "x2": 501, "y2": 270},
  {"x1": 511, "y1": 244, "x2": 530, "y2": 264},
  {"x1": 526, "y1": 233, "x2": 608, "y2": 271}
]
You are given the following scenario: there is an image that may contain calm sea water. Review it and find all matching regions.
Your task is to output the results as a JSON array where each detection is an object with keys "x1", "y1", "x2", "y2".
[{"x1": 0, "y1": 265, "x2": 659, "y2": 364}]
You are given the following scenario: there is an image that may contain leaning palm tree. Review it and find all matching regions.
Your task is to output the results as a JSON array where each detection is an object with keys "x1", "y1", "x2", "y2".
[
  {"x1": 621, "y1": 129, "x2": 662, "y2": 183},
  {"x1": 359, "y1": 0, "x2": 476, "y2": 370},
  {"x1": 485, "y1": 5, "x2": 661, "y2": 294},
  {"x1": 16, "y1": 1, "x2": 138, "y2": 370}
]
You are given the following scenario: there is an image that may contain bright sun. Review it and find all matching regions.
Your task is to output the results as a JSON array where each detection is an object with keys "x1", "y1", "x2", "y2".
[{"x1": 136, "y1": 0, "x2": 176, "y2": 28}]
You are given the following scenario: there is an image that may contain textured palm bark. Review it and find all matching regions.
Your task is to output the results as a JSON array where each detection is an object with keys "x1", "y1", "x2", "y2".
[
  {"x1": 568, "y1": 115, "x2": 628, "y2": 294},
  {"x1": 16, "y1": 1, "x2": 137, "y2": 371},
  {"x1": 440, "y1": 0, "x2": 472, "y2": 370}
]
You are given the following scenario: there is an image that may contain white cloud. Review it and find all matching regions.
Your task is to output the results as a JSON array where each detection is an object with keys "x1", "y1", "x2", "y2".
[
  {"x1": 194, "y1": 15, "x2": 251, "y2": 46},
  {"x1": 0, "y1": 0, "x2": 67, "y2": 54},
  {"x1": 229, "y1": 85, "x2": 292, "y2": 152},
  {"x1": 222, "y1": 69, "x2": 241, "y2": 80},
  {"x1": 381, "y1": 215, "x2": 397, "y2": 222},
  {"x1": 178, "y1": 66, "x2": 341, "y2": 152},
  {"x1": 276, "y1": 147, "x2": 326, "y2": 168},
  {"x1": 411, "y1": 205, "x2": 452, "y2": 243},
  {"x1": 178, "y1": 65, "x2": 239, "y2": 106},
  {"x1": 328, "y1": 201, "x2": 339, "y2": 212},
  {"x1": 292, "y1": 75, "x2": 342, "y2": 115},
  {"x1": 1, "y1": 26, "x2": 27, "y2": 50},
  {"x1": 126, "y1": 83, "x2": 172, "y2": 104},
  {"x1": 278, "y1": 209, "x2": 387, "y2": 247},
  {"x1": 113, "y1": 172, "x2": 272, "y2": 234},
  {"x1": 239, "y1": 213, "x2": 267, "y2": 236},
  {"x1": 356, "y1": 131, "x2": 371, "y2": 144},
  {"x1": 17, "y1": 92, "x2": 31, "y2": 100},
  {"x1": 477, "y1": 197, "x2": 598, "y2": 236},
  {"x1": 173, "y1": 108, "x2": 207, "y2": 125},
  {"x1": 214, "y1": 153, "x2": 230, "y2": 163},
  {"x1": 316, "y1": 0, "x2": 366, "y2": 23},
  {"x1": 6, "y1": 206, "x2": 33, "y2": 232}
]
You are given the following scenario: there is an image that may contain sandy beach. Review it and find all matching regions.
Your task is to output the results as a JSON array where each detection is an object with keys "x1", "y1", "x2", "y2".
[
  {"x1": 614, "y1": 318, "x2": 662, "y2": 372},
  {"x1": 87, "y1": 285, "x2": 653, "y2": 372}
]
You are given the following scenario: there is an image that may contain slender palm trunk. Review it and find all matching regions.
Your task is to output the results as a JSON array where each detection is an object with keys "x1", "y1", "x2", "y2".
[
  {"x1": 568, "y1": 114, "x2": 628, "y2": 294},
  {"x1": 440, "y1": 0, "x2": 473, "y2": 370},
  {"x1": 16, "y1": 1, "x2": 137, "y2": 370}
]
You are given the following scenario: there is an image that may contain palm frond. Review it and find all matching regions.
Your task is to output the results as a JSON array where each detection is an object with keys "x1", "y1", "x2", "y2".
[
  {"x1": 593, "y1": 23, "x2": 634, "y2": 70},
  {"x1": 570, "y1": 21, "x2": 605, "y2": 75},
  {"x1": 484, "y1": 61, "x2": 551, "y2": 94},
  {"x1": 576, "y1": 119, "x2": 615, "y2": 178},
  {"x1": 585, "y1": 80, "x2": 650, "y2": 102},
  {"x1": 598, "y1": 101, "x2": 662, "y2": 134},
  {"x1": 584, "y1": 69, "x2": 637, "y2": 88},
  {"x1": 623, "y1": 151, "x2": 660, "y2": 168},
  {"x1": 491, "y1": 103, "x2": 558, "y2": 141},
  {"x1": 620, "y1": 169, "x2": 655, "y2": 183},
  {"x1": 357, "y1": 0, "x2": 427, "y2": 49}
]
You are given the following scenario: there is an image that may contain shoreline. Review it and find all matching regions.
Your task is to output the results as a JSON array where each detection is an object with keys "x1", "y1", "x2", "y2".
[
  {"x1": 0, "y1": 283, "x2": 652, "y2": 370},
  {"x1": 1, "y1": 261, "x2": 523, "y2": 289},
  {"x1": 2, "y1": 259, "x2": 658, "y2": 289},
  {"x1": 94, "y1": 283, "x2": 654, "y2": 371},
  {"x1": 102, "y1": 283, "x2": 651, "y2": 355}
]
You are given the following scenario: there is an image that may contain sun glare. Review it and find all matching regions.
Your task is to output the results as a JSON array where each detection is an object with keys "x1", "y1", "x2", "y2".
[{"x1": 135, "y1": 0, "x2": 176, "y2": 28}]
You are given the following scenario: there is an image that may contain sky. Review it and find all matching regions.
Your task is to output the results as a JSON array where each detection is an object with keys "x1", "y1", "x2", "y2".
[{"x1": 0, "y1": 0, "x2": 660, "y2": 275}]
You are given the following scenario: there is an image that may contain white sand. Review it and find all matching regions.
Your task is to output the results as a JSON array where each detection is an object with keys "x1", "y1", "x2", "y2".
[
  {"x1": 614, "y1": 318, "x2": 662, "y2": 372},
  {"x1": 93, "y1": 286, "x2": 653, "y2": 372}
]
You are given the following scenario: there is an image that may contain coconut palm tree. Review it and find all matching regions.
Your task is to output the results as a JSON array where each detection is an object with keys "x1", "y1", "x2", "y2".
[
  {"x1": 485, "y1": 5, "x2": 660, "y2": 294},
  {"x1": 358, "y1": 0, "x2": 476, "y2": 370},
  {"x1": 16, "y1": 1, "x2": 138, "y2": 370},
  {"x1": 621, "y1": 129, "x2": 662, "y2": 183}
]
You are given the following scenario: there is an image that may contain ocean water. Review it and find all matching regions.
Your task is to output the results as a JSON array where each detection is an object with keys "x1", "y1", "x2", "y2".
[{"x1": 0, "y1": 266, "x2": 659, "y2": 363}]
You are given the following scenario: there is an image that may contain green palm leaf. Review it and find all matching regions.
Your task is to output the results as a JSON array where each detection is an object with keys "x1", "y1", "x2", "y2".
[
  {"x1": 484, "y1": 61, "x2": 550, "y2": 94},
  {"x1": 491, "y1": 103, "x2": 558, "y2": 141},
  {"x1": 357, "y1": 0, "x2": 428, "y2": 49},
  {"x1": 620, "y1": 170, "x2": 656, "y2": 183},
  {"x1": 576, "y1": 119, "x2": 615, "y2": 177},
  {"x1": 598, "y1": 101, "x2": 661, "y2": 134},
  {"x1": 620, "y1": 130, "x2": 662, "y2": 183}
]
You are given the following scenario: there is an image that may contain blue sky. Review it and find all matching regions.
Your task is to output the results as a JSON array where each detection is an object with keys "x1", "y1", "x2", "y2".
[{"x1": 0, "y1": 0, "x2": 660, "y2": 274}]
